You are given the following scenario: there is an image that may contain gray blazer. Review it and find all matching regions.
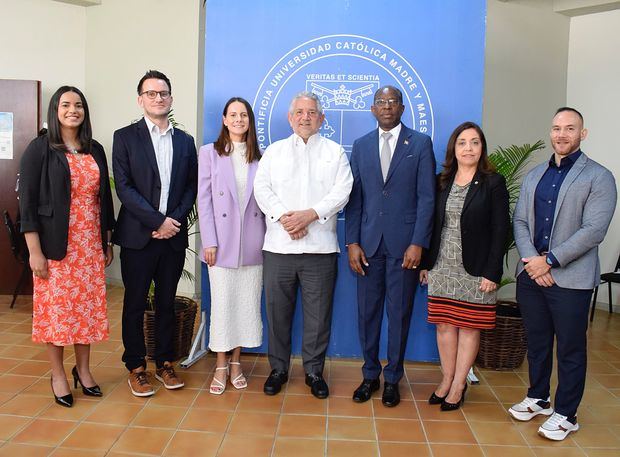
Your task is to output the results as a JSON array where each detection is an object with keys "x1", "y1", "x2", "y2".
[{"x1": 514, "y1": 152, "x2": 616, "y2": 289}]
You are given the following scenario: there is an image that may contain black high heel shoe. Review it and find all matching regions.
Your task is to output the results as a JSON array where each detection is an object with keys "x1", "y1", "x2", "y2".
[
  {"x1": 428, "y1": 391, "x2": 448, "y2": 405},
  {"x1": 72, "y1": 366, "x2": 102, "y2": 397},
  {"x1": 51, "y1": 377, "x2": 73, "y2": 407},
  {"x1": 440, "y1": 383, "x2": 467, "y2": 411}
]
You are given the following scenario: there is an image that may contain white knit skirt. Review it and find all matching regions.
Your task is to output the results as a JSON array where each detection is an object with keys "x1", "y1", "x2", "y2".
[{"x1": 207, "y1": 264, "x2": 263, "y2": 352}]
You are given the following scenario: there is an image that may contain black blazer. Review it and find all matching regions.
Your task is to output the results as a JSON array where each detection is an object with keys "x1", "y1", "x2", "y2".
[
  {"x1": 18, "y1": 135, "x2": 115, "y2": 260},
  {"x1": 421, "y1": 171, "x2": 510, "y2": 283},
  {"x1": 111, "y1": 118, "x2": 198, "y2": 251}
]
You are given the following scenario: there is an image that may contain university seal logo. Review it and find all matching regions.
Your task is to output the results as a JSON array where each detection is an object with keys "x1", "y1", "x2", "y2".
[{"x1": 253, "y1": 34, "x2": 434, "y2": 154}]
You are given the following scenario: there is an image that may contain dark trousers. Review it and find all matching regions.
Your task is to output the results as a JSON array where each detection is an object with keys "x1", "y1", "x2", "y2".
[
  {"x1": 357, "y1": 238, "x2": 417, "y2": 384},
  {"x1": 120, "y1": 239, "x2": 185, "y2": 371},
  {"x1": 263, "y1": 251, "x2": 337, "y2": 375},
  {"x1": 516, "y1": 272, "x2": 592, "y2": 418}
]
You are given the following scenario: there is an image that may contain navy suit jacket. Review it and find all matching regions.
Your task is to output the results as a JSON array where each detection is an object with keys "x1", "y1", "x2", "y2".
[
  {"x1": 345, "y1": 124, "x2": 436, "y2": 258},
  {"x1": 112, "y1": 118, "x2": 198, "y2": 251}
]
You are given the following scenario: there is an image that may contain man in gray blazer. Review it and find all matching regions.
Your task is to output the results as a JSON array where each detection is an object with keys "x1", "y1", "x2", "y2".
[{"x1": 508, "y1": 107, "x2": 616, "y2": 440}]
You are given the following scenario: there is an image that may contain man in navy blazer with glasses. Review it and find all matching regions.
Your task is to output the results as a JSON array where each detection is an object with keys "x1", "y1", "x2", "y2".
[
  {"x1": 345, "y1": 85, "x2": 436, "y2": 407},
  {"x1": 113, "y1": 70, "x2": 197, "y2": 398}
]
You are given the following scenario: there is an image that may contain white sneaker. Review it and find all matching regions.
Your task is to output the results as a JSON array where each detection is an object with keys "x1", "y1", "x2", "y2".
[
  {"x1": 508, "y1": 396, "x2": 554, "y2": 421},
  {"x1": 538, "y1": 412, "x2": 579, "y2": 441}
]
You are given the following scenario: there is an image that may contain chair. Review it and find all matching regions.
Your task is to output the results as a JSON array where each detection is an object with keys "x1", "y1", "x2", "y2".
[
  {"x1": 3, "y1": 210, "x2": 30, "y2": 308},
  {"x1": 590, "y1": 253, "x2": 620, "y2": 322}
]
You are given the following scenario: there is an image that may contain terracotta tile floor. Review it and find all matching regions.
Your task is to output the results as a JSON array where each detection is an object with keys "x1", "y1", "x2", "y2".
[{"x1": 0, "y1": 286, "x2": 618, "y2": 456}]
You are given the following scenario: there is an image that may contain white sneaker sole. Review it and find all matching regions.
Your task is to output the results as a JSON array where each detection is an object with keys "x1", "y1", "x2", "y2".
[
  {"x1": 127, "y1": 378, "x2": 155, "y2": 397},
  {"x1": 538, "y1": 423, "x2": 579, "y2": 441},
  {"x1": 155, "y1": 373, "x2": 185, "y2": 390},
  {"x1": 508, "y1": 406, "x2": 554, "y2": 421}
]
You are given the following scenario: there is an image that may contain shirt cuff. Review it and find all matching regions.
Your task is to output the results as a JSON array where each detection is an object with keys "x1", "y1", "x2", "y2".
[
  {"x1": 547, "y1": 252, "x2": 561, "y2": 268},
  {"x1": 266, "y1": 206, "x2": 287, "y2": 223},
  {"x1": 312, "y1": 205, "x2": 330, "y2": 225}
]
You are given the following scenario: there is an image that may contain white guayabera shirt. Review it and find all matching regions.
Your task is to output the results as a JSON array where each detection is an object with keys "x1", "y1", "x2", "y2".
[{"x1": 254, "y1": 132, "x2": 353, "y2": 254}]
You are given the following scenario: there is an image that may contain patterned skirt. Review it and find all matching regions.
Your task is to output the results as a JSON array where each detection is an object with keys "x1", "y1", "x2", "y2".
[{"x1": 428, "y1": 295, "x2": 496, "y2": 330}]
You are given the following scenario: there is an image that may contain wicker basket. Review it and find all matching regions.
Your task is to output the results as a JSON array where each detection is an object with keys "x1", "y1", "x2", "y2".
[
  {"x1": 144, "y1": 296, "x2": 198, "y2": 361},
  {"x1": 476, "y1": 300, "x2": 527, "y2": 370}
]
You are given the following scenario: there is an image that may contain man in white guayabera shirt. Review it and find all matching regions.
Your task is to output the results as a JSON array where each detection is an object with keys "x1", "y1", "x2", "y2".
[{"x1": 254, "y1": 91, "x2": 353, "y2": 399}]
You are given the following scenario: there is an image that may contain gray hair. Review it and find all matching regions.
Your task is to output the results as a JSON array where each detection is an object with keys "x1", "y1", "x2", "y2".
[{"x1": 288, "y1": 91, "x2": 324, "y2": 115}]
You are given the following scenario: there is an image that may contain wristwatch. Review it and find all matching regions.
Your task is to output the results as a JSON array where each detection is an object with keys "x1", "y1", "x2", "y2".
[{"x1": 545, "y1": 255, "x2": 553, "y2": 266}]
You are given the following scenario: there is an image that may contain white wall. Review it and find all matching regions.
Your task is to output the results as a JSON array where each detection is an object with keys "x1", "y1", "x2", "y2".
[
  {"x1": 0, "y1": 0, "x2": 86, "y2": 117},
  {"x1": 568, "y1": 9, "x2": 620, "y2": 304},
  {"x1": 484, "y1": 0, "x2": 570, "y2": 154},
  {"x1": 84, "y1": 0, "x2": 202, "y2": 296},
  {"x1": 0, "y1": 0, "x2": 203, "y2": 297},
  {"x1": 484, "y1": 0, "x2": 571, "y2": 297}
]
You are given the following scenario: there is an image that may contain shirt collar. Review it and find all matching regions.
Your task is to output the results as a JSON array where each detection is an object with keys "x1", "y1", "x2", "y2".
[
  {"x1": 292, "y1": 132, "x2": 320, "y2": 147},
  {"x1": 548, "y1": 149, "x2": 581, "y2": 167},
  {"x1": 144, "y1": 116, "x2": 174, "y2": 136},
  {"x1": 379, "y1": 122, "x2": 402, "y2": 140}
]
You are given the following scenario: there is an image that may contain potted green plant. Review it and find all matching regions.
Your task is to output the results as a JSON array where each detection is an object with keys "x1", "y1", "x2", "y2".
[{"x1": 476, "y1": 140, "x2": 545, "y2": 370}]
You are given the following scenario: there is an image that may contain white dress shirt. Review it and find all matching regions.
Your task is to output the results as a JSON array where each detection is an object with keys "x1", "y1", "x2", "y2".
[
  {"x1": 378, "y1": 122, "x2": 402, "y2": 160},
  {"x1": 254, "y1": 133, "x2": 353, "y2": 254},
  {"x1": 144, "y1": 116, "x2": 174, "y2": 215}
]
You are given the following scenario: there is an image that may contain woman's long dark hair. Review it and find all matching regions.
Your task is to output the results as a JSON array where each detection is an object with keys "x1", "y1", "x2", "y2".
[
  {"x1": 438, "y1": 121, "x2": 494, "y2": 190},
  {"x1": 47, "y1": 86, "x2": 93, "y2": 153},
  {"x1": 213, "y1": 97, "x2": 261, "y2": 162}
]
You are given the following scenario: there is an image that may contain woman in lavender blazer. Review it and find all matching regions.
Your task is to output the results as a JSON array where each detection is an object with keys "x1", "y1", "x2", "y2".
[{"x1": 197, "y1": 97, "x2": 265, "y2": 394}]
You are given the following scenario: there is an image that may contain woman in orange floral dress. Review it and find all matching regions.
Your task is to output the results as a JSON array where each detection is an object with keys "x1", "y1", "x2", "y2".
[{"x1": 19, "y1": 86, "x2": 114, "y2": 407}]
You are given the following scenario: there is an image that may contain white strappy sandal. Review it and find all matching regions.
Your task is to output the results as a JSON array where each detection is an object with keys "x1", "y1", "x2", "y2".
[
  {"x1": 229, "y1": 361, "x2": 247, "y2": 389},
  {"x1": 209, "y1": 365, "x2": 228, "y2": 395}
]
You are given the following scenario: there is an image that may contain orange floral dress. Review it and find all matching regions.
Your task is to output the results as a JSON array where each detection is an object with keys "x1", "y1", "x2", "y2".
[{"x1": 32, "y1": 153, "x2": 109, "y2": 345}]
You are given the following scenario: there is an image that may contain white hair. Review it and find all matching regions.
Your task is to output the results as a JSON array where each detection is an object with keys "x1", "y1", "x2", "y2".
[{"x1": 288, "y1": 91, "x2": 323, "y2": 115}]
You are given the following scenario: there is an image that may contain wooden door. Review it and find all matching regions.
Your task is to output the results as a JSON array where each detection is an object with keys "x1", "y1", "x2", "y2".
[{"x1": 0, "y1": 79, "x2": 40, "y2": 295}]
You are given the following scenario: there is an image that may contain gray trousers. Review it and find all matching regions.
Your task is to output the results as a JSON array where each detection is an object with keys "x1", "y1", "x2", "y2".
[{"x1": 263, "y1": 251, "x2": 337, "y2": 375}]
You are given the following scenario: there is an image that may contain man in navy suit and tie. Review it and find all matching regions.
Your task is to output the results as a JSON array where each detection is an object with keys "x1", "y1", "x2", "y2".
[
  {"x1": 113, "y1": 70, "x2": 198, "y2": 397},
  {"x1": 345, "y1": 86, "x2": 435, "y2": 407}
]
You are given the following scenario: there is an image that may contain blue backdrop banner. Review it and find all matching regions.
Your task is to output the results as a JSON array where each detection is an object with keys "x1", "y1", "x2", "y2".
[{"x1": 202, "y1": 0, "x2": 486, "y2": 361}]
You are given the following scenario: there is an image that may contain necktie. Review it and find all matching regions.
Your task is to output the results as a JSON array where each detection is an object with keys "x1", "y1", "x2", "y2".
[{"x1": 380, "y1": 132, "x2": 392, "y2": 182}]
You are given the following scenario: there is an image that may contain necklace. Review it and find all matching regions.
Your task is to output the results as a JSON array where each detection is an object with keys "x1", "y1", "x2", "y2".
[{"x1": 65, "y1": 143, "x2": 79, "y2": 153}]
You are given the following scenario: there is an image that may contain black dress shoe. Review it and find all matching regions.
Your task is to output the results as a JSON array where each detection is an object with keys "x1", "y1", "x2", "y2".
[
  {"x1": 263, "y1": 369, "x2": 288, "y2": 396},
  {"x1": 305, "y1": 373, "x2": 329, "y2": 399},
  {"x1": 382, "y1": 382, "x2": 400, "y2": 407},
  {"x1": 352, "y1": 378, "x2": 380, "y2": 403},
  {"x1": 72, "y1": 366, "x2": 102, "y2": 397},
  {"x1": 440, "y1": 383, "x2": 467, "y2": 411},
  {"x1": 428, "y1": 391, "x2": 447, "y2": 405},
  {"x1": 51, "y1": 378, "x2": 73, "y2": 408}
]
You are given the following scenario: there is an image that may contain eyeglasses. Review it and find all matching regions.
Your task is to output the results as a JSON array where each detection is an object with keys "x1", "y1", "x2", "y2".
[
  {"x1": 140, "y1": 90, "x2": 171, "y2": 100},
  {"x1": 374, "y1": 99, "x2": 400, "y2": 107}
]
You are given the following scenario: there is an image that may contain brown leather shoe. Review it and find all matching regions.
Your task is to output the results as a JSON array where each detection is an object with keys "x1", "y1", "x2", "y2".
[
  {"x1": 155, "y1": 362, "x2": 185, "y2": 390},
  {"x1": 128, "y1": 367, "x2": 154, "y2": 397}
]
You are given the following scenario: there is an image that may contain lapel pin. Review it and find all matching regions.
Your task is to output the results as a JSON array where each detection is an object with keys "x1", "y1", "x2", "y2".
[
  {"x1": 404, "y1": 140, "x2": 409, "y2": 145},
  {"x1": 474, "y1": 181, "x2": 479, "y2": 185}
]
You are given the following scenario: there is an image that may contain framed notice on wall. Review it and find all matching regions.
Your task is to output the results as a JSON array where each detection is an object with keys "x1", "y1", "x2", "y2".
[{"x1": 0, "y1": 112, "x2": 13, "y2": 160}]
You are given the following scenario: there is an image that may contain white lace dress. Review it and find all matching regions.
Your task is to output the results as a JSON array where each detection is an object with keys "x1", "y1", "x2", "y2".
[{"x1": 207, "y1": 142, "x2": 263, "y2": 352}]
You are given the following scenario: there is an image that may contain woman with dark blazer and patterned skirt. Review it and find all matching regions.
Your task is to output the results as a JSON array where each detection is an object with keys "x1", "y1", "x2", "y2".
[{"x1": 420, "y1": 122, "x2": 509, "y2": 411}]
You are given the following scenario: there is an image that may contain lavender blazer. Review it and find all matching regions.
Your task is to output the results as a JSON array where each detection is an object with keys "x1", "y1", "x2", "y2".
[{"x1": 197, "y1": 143, "x2": 266, "y2": 268}]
